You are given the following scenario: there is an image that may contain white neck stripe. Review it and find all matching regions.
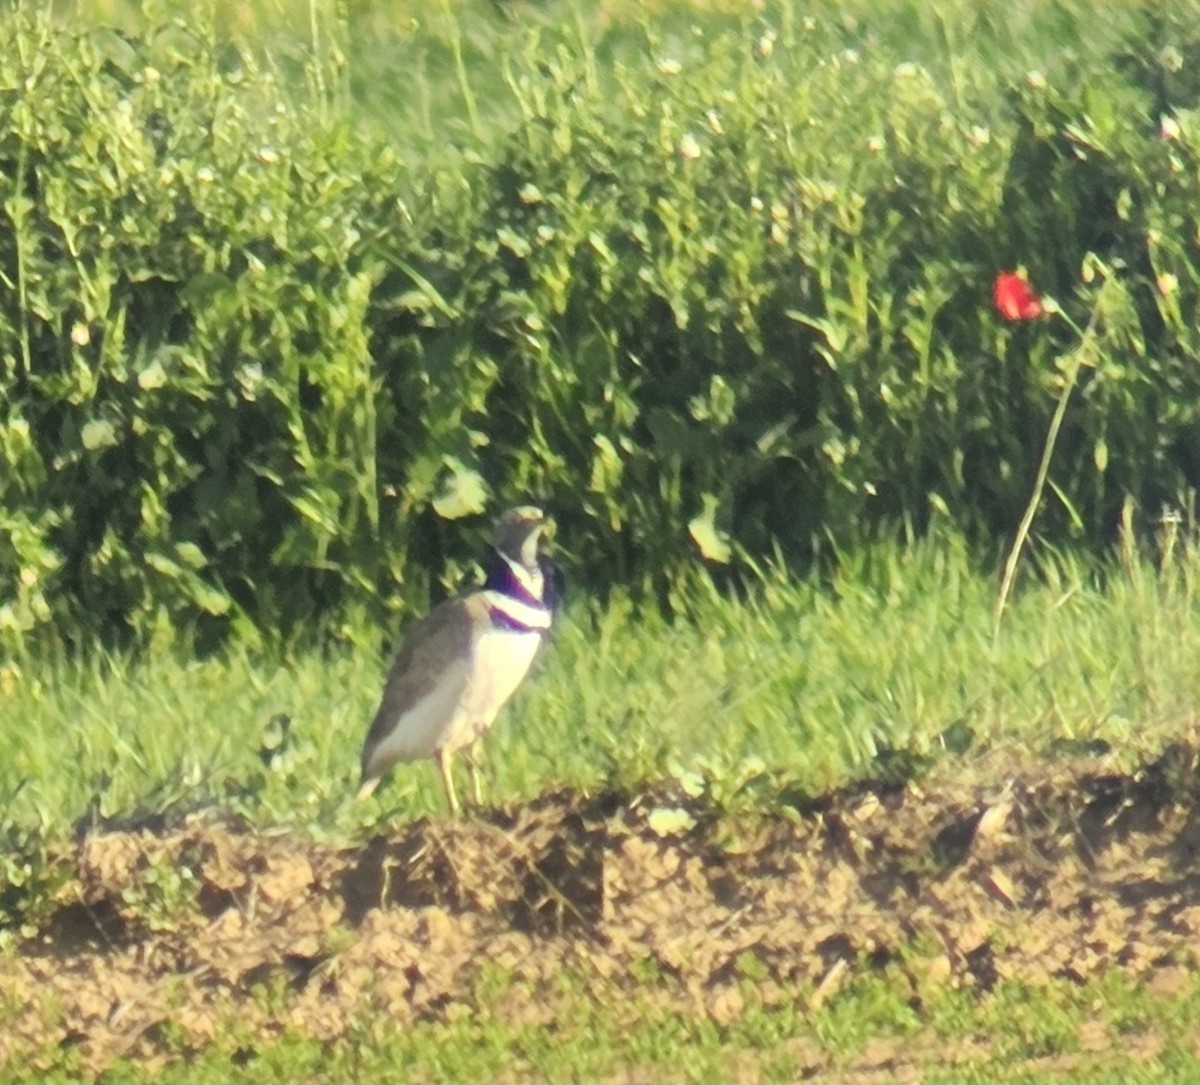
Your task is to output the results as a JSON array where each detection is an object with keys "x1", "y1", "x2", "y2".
[{"x1": 481, "y1": 590, "x2": 552, "y2": 630}]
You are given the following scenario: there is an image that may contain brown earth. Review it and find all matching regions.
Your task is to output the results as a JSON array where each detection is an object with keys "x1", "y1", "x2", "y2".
[{"x1": 5, "y1": 738, "x2": 1200, "y2": 1081}]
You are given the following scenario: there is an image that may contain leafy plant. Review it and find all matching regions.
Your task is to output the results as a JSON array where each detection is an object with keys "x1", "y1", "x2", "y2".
[{"x1": 4, "y1": 0, "x2": 1200, "y2": 650}]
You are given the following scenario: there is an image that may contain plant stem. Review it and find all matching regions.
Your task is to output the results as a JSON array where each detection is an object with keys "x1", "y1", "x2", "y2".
[
  {"x1": 444, "y1": 0, "x2": 482, "y2": 142},
  {"x1": 993, "y1": 310, "x2": 1099, "y2": 643}
]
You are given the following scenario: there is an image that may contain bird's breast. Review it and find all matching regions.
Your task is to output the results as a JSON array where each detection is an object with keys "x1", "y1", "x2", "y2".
[{"x1": 468, "y1": 626, "x2": 544, "y2": 716}]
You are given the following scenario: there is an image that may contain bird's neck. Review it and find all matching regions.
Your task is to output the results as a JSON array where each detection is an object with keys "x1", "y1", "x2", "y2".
[
  {"x1": 484, "y1": 593, "x2": 552, "y2": 633},
  {"x1": 483, "y1": 549, "x2": 545, "y2": 608}
]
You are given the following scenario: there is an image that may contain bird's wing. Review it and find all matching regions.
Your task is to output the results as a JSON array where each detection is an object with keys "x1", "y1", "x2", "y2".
[{"x1": 360, "y1": 599, "x2": 477, "y2": 775}]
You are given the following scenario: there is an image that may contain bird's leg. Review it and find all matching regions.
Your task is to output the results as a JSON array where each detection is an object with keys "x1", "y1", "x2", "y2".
[
  {"x1": 435, "y1": 748, "x2": 460, "y2": 816},
  {"x1": 465, "y1": 744, "x2": 486, "y2": 808}
]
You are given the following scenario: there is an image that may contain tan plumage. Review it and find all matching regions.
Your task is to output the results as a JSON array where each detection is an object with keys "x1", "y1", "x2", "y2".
[{"x1": 357, "y1": 507, "x2": 555, "y2": 814}]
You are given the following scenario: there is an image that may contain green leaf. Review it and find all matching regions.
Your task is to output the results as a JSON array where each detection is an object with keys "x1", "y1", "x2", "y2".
[
  {"x1": 390, "y1": 259, "x2": 458, "y2": 320},
  {"x1": 646, "y1": 807, "x2": 696, "y2": 837},
  {"x1": 81, "y1": 419, "x2": 117, "y2": 451},
  {"x1": 188, "y1": 580, "x2": 232, "y2": 616},
  {"x1": 675, "y1": 770, "x2": 706, "y2": 799},
  {"x1": 180, "y1": 272, "x2": 235, "y2": 308},
  {"x1": 646, "y1": 409, "x2": 697, "y2": 459},
  {"x1": 588, "y1": 434, "x2": 623, "y2": 494},
  {"x1": 175, "y1": 542, "x2": 208, "y2": 570},
  {"x1": 688, "y1": 493, "x2": 732, "y2": 564},
  {"x1": 137, "y1": 360, "x2": 168, "y2": 390},
  {"x1": 432, "y1": 459, "x2": 489, "y2": 520},
  {"x1": 496, "y1": 227, "x2": 532, "y2": 258}
]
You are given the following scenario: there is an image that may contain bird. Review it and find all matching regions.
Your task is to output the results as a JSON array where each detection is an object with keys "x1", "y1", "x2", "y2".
[{"x1": 357, "y1": 505, "x2": 562, "y2": 814}]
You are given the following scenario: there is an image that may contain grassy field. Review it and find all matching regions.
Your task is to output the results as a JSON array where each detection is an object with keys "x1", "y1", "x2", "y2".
[
  {"x1": 7, "y1": 525, "x2": 1200, "y2": 1075},
  {"x1": 6, "y1": 525, "x2": 1200, "y2": 1080},
  {"x1": 48, "y1": 0, "x2": 1162, "y2": 158},
  {"x1": 4, "y1": 522, "x2": 1200, "y2": 841}
]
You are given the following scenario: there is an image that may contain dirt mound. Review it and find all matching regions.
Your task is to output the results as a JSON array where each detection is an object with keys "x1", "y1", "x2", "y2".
[{"x1": 6, "y1": 740, "x2": 1200, "y2": 1078}]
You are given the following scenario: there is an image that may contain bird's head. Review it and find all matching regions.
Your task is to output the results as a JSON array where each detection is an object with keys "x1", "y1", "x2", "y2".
[{"x1": 492, "y1": 505, "x2": 550, "y2": 570}]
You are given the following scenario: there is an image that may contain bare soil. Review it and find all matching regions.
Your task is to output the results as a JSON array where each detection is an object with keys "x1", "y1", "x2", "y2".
[{"x1": 6, "y1": 739, "x2": 1200, "y2": 1081}]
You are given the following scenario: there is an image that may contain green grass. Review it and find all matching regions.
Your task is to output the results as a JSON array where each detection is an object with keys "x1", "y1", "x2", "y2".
[
  {"x1": 46, "y1": 0, "x2": 1165, "y2": 156},
  {"x1": 2, "y1": 0, "x2": 1192, "y2": 837},
  {"x1": 4, "y1": 523, "x2": 1200, "y2": 842}
]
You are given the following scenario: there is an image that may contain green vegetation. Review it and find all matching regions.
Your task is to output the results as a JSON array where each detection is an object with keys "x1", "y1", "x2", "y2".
[
  {"x1": 45, "y1": 969, "x2": 1159, "y2": 1084},
  {"x1": 8, "y1": 952, "x2": 1200, "y2": 1082},
  {"x1": 4, "y1": 520, "x2": 1200, "y2": 845},
  {"x1": 5, "y1": 524, "x2": 1200, "y2": 1075},
  {"x1": 4, "y1": 0, "x2": 1200, "y2": 647},
  {"x1": 6, "y1": 1, "x2": 1200, "y2": 1079}
]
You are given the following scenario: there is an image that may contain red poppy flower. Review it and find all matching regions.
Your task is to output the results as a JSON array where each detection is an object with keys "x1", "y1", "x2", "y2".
[{"x1": 993, "y1": 271, "x2": 1043, "y2": 321}]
